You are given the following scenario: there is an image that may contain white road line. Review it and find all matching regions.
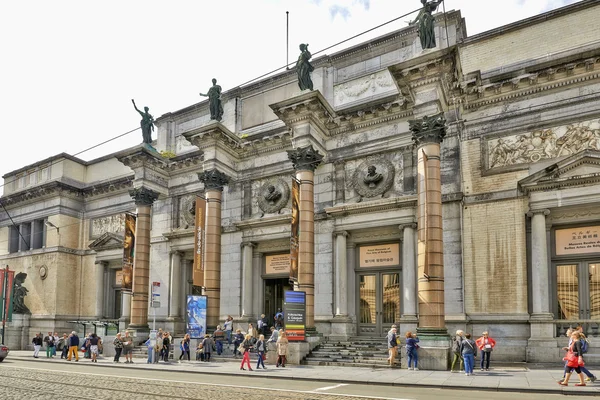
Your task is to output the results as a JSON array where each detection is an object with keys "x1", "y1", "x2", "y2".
[
  {"x1": 1, "y1": 364, "x2": 414, "y2": 400},
  {"x1": 314, "y1": 383, "x2": 349, "y2": 391}
]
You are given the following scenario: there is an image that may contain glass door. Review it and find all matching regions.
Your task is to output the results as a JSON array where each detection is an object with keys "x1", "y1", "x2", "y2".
[
  {"x1": 357, "y1": 272, "x2": 400, "y2": 336},
  {"x1": 555, "y1": 261, "x2": 600, "y2": 320}
]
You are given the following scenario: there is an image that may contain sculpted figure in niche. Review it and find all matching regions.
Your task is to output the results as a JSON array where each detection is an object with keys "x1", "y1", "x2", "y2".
[
  {"x1": 297, "y1": 43, "x2": 314, "y2": 91},
  {"x1": 264, "y1": 185, "x2": 282, "y2": 205},
  {"x1": 131, "y1": 99, "x2": 155, "y2": 144},
  {"x1": 363, "y1": 165, "x2": 383, "y2": 188},
  {"x1": 199, "y1": 78, "x2": 224, "y2": 121},
  {"x1": 410, "y1": 0, "x2": 444, "y2": 50}
]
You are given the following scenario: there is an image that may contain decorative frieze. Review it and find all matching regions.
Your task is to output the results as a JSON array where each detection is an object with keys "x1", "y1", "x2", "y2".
[
  {"x1": 351, "y1": 157, "x2": 395, "y2": 200},
  {"x1": 91, "y1": 214, "x2": 126, "y2": 239},
  {"x1": 334, "y1": 70, "x2": 397, "y2": 108},
  {"x1": 256, "y1": 177, "x2": 290, "y2": 215}
]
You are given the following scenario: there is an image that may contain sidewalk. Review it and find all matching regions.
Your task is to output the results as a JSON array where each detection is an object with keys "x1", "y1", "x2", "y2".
[{"x1": 6, "y1": 350, "x2": 600, "y2": 396}]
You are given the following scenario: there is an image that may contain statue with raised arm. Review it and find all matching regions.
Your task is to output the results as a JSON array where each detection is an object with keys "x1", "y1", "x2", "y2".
[
  {"x1": 410, "y1": 0, "x2": 444, "y2": 50},
  {"x1": 131, "y1": 99, "x2": 155, "y2": 144},
  {"x1": 297, "y1": 43, "x2": 314, "y2": 91},
  {"x1": 199, "y1": 78, "x2": 224, "y2": 121},
  {"x1": 13, "y1": 272, "x2": 31, "y2": 314}
]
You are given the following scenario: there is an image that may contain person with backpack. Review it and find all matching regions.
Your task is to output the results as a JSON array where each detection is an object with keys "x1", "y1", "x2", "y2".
[
  {"x1": 576, "y1": 325, "x2": 596, "y2": 383},
  {"x1": 451, "y1": 330, "x2": 464, "y2": 373},
  {"x1": 558, "y1": 330, "x2": 587, "y2": 387},
  {"x1": 460, "y1": 333, "x2": 477, "y2": 376}
]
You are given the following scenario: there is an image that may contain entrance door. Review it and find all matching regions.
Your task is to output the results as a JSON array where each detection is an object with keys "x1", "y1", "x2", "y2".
[
  {"x1": 264, "y1": 278, "x2": 292, "y2": 327},
  {"x1": 357, "y1": 272, "x2": 400, "y2": 336},
  {"x1": 555, "y1": 261, "x2": 600, "y2": 320}
]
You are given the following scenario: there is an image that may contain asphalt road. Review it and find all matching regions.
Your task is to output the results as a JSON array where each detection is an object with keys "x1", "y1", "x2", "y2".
[{"x1": 0, "y1": 359, "x2": 568, "y2": 400}]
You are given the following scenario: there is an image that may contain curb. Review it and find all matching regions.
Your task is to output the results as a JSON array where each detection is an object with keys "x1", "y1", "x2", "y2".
[{"x1": 7, "y1": 356, "x2": 599, "y2": 397}]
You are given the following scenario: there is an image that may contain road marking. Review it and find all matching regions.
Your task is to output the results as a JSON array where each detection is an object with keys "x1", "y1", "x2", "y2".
[
  {"x1": 314, "y1": 383, "x2": 349, "y2": 391},
  {"x1": 1, "y1": 364, "x2": 413, "y2": 400}
]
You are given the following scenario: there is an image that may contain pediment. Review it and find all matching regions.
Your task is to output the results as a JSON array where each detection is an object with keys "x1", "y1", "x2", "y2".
[
  {"x1": 88, "y1": 232, "x2": 124, "y2": 251},
  {"x1": 518, "y1": 150, "x2": 600, "y2": 194}
]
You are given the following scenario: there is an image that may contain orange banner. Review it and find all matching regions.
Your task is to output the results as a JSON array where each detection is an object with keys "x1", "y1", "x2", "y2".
[
  {"x1": 290, "y1": 178, "x2": 300, "y2": 282},
  {"x1": 122, "y1": 213, "x2": 136, "y2": 291},
  {"x1": 193, "y1": 196, "x2": 207, "y2": 287}
]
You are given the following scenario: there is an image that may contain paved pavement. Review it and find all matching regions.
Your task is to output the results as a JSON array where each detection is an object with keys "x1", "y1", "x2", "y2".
[{"x1": 4, "y1": 350, "x2": 600, "y2": 396}]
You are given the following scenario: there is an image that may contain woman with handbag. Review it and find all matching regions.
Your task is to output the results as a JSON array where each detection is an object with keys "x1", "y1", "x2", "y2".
[
  {"x1": 559, "y1": 331, "x2": 587, "y2": 386},
  {"x1": 475, "y1": 331, "x2": 496, "y2": 371},
  {"x1": 239, "y1": 334, "x2": 254, "y2": 371}
]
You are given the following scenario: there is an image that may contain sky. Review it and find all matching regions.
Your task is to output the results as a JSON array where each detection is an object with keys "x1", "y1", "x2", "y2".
[{"x1": 0, "y1": 0, "x2": 580, "y2": 194}]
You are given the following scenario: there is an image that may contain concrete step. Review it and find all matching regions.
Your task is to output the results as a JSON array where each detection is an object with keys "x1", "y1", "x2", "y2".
[{"x1": 303, "y1": 360, "x2": 396, "y2": 368}]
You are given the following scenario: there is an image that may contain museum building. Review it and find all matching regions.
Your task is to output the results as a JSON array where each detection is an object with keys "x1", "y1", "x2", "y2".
[{"x1": 1, "y1": 0, "x2": 600, "y2": 363}]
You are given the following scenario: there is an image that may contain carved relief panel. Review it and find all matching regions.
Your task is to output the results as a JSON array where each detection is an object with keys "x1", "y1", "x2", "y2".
[
  {"x1": 91, "y1": 214, "x2": 126, "y2": 239},
  {"x1": 333, "y1": 70, "x2": 397, "y2": 109},
  {"x1": 344, "y1": 153, "x2": 403, "y2": 202},
  {"x1": 177, "y1": 194, "x2": 198, "y2": 229},
  {"x1": 251, "y1": 176, "x2": 291, "y2": 217}
]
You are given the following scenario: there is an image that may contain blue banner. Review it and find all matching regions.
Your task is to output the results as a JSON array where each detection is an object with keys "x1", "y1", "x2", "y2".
[{"x1": 186, "y1": 295, "x2": 207, "y2": 339}]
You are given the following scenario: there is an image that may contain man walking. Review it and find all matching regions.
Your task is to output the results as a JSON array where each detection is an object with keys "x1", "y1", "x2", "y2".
[
  {"x1": 122, "y1": 331, "x2": 134, "y2": 364},
  {"x1": 386, "y1": 325, "x2": 398, "y2": 366},
  {"x1": 66, "y1": 331, "x2": 80, "y2": 362},
  {"x1": 32, "y1": 333, "x2": 43, "y2": 358},
  {"x1": 44, "y1": 331, "x2": 55, "y2": 358}
]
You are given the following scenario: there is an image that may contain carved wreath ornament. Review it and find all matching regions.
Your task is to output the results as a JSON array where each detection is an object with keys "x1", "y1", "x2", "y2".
[
  {"x1": 352, "y1": 157, "x2": 395, "y2": 199},
  {"x1": 257, "y1": 178, "x2": 290, "y2": 215}
]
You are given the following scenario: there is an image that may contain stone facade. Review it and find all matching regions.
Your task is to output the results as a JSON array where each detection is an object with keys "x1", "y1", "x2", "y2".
[{"x1": 1, "y1": 1, "x2": 600, "y2": 364}]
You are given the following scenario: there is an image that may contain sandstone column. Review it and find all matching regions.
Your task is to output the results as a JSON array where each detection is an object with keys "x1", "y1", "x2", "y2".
[
  {"x1": 400, "y1": 223, "x2": 417, "y2": 320},
  {"x1": 528, "y1": 209, "x2": 552, "y2": 318},
  {"x1": 128, "y1": 186, "x2": 159, "y2": 334},
  {"x1": 410, "y1": 115, "x2": 447, "y2": 331},
  {"x1": 120, "y1": 293, "x2": 131, "y2": 332},
  {"x1": 241, "y1": 242, "x2": 255, "y2": 317},
  {"x1": 287, "y1": 145, "x2": 323, "y2": 329},
  {"x1": 95, "y1": 261, "x2": 107, "y2": 319},
  {"x1": 198, "y1": 169, "x2": 229, "y2": 330},
  {"x1": 334, "y1": 231, "x2": 349, "y2": 316},
  {"x1": 169, "y1": 251, "x2": 183, "y2": 319}
]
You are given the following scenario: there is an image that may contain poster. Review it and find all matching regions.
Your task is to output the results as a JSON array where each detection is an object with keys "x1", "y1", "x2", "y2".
[
  {"x1": 284, "y1": 291, "x2": 305, "y2": 341},
  {"x1": 265, "y1": 254, "x2": 291, "y2": 275},
  {"x1": 193, "y1": 197, "x2": 207, "y2": 287},
  {"x1": 555, "y1": 226, "x2": 600, "y2": 255},
  {"x1": 290, "y1": 178, "x2": 300, "y2": 282},
  {"x1": 186, "y1": 295, "x2": 207, "y2": 339},
  {"x1": 122, "y1": 213, "x2": 136, "y2": 292}
]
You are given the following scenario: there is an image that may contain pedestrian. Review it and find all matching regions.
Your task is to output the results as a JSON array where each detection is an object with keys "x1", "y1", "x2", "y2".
[
  {"x1": 267, "y1": 326, "x2": 278, "y2": 343},
  {"x1": 451, "y1": 330, "x2": 464, "y2": 373},
  {"x1": 113, "y1": 333, "x2": 123, "y2": 363},
  {"x1": 154, "y1": 333, "x2": 162, "y2": 363},
  {"x1": 576, "y1": 325, "x2": 597, "y2": 383},
  {"x1": 276, "y1": 330, "x2": 288, "y2": 367},
  {"x1": 32, "y1": 333, "x2": 43, "y2": 358},
  {"x1": 405, "y1": 331, "x2": 420, "y2": 370},
  {"x1": 162, "y1": 331, "x2": 171, "y2": 362},
  {"x1": 83, "y1": 333, "x2": 92, "y2": 359},
  {"x1": 57, "y1": 333, "x2": 67, "y2": 359},
  {"x1": 67, "y1": 331, "x2": 80, "y2": 362},
  {"x1": 224, "y1": 316, "x2": 233, "y2": 345},
  {"x1": 258, "y1": 314, "x2": 269, "y2": 336},
  {"x1": 122, "y1": 331, "x2": 134, "y2": 364},
  {"x1": 274, "y1": 308, "x2": 284, "y2": 330},
  {"x1": 460, "y1": 333, "x2": 477, "y2": 376},
  {"x1": 179, "y1": 333, "x2": 191, "y2": 362},
  {"x1": 202, "y1": 334, "x2": 214, "y2": 362},
  {"x1": 256, "y1": 334, "x2": 267, "y2": 369},
  {"x1": 44, "y1": 331, "x2": 55, "y2": 358},
  {"x1": 558, "y1": 331, "x2": 587, "y2": 387},
  {"x1": 214, "y1": 325, "x2": 225, "y2": 355},
  {"x1": 196, "y1": 340, "x2": 204, "y2": 361},
  {"x1": 476, "y1": 331, "x2": 496, "y2": 371},
  {"x1": 89, "y1": 333, "x2": 101, "y2": 363},
  {"x1": 239, "y1": 333, "x2": 254, "y2": 371},
  {"x1": 248, "y1": 323, "x2": 258, "y2": 344},
  {"x1": 52, "y1": 332, "x2": 59, "y2": 357},
  {"x1": 386, "y1": 326, "x2": 398, "y2": 366},
  {"x1": 233, "y1": 329, "x2": 244, "y2": 358}
]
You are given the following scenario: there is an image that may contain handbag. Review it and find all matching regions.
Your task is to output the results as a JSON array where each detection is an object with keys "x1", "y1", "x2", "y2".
[{"x1": 238, "y1": 344, "x2": 245, "y2": 353}]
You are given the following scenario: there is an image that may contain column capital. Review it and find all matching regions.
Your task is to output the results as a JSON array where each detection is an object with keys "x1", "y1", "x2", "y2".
[
  {"x1": 129, "y1": 186, "x2": 159, "y2": 206},
  {"x1": 399, "y1": 222, "x2": 417, "y2": 232},
  {"x1": 94, "y1": 260, "x2": 109, "y2": 266},
  {"x1": 287, "y1": 145, "x2": 324, "y2": 172},
  {"x1": 334, "y1": 231, "x2": 349, "y2": 238},
  {"x1": 198, "y1": 169, "x2": 230, "y2": 191},
  {"x1": 241, "y1": 241, "x2": 256, "y2": 249},
  {"x1": 169, "y1": 249, "x2": 184, "y2": 257},
  {"x1": 527, "y1": 209, "x2": 550, "y2": 218},
  {"x1": 347, "y1": 242, "x2": 357, "y2": 250},
  {"x1": 409, "y1": 114, "x2": 447, "y2": 147}
]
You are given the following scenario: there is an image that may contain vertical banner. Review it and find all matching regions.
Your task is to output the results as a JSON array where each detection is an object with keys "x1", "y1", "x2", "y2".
[
  {"x1": 284, "y1": 291, "x2": 306, "y2": 341},
  {"x1": 193, "y1": 196, "x2": 207, "y2": 287},
  {"x1": 1, "y1": 268, "x2": 14, "y2": 325},
  {"x1": 122, "y1": 213, "x2": 136, "y2": 292},
  {"x1": 290, "y1": 178, "x2": 300, "y2": 283},
  {"x1": 186, "y1": 295, "x2": 207, "y2": 339}
]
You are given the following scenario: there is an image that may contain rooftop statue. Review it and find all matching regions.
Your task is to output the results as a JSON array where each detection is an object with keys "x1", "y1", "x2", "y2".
[
  {"x1": 410, "y1": 0, "x2": 444, "y2": 50},
  {"x1": 297, "y1": 43, "x2": 314, "y2": 91},
  {"x1": 132, "y1": 99, "x2": 155, "y2": 144},
  {"x1": 199, "y1": 78, "x2": 224, "y2": 121}
]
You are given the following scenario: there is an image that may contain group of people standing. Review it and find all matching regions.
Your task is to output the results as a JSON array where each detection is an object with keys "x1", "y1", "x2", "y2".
[
  {"x1": 450, "y1": 330, "x2": 496, "y2": 375},
  {"x1": 32, "y1": 331, "x2": 102, "y2": 363},
  {"x1": 386, "y1": 326, "x2": 420, "y2": 370}
]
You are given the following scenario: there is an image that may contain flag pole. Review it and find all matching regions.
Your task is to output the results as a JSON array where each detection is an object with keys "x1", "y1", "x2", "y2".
[{"x1": 286, "y1": 11, "x2": 290, "y2": 70}]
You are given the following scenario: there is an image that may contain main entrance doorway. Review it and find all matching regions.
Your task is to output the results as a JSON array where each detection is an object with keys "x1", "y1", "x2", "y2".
[
  {"x1": 554, "y1": 261, "x2": 600, "y2": 320},
  {"x1": 357, "y1": 272, "x2": 401, "y2": 336},
  {"x1": 264, "y1": 278, "x2": 292, "y2": 328}
]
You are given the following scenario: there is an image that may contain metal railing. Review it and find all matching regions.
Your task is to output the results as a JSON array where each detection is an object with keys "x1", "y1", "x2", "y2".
[{"x1": 555, "y1": 320, "x2": 600, "y2": 338}]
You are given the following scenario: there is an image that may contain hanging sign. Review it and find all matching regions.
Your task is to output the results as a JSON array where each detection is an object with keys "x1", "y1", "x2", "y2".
[
  {"x1": 122, "y1": 213, "x2": 136, "y2": 291},
  {"x1": 193, "y1": 197, "x2": 207, "y2": 287},
  {"x1": 290, "y1": 178, "x2": 300, "y2": 282}
]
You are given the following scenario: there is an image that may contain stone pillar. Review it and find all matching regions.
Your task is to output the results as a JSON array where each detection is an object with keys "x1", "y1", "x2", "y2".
[
  {"x1": 120, "y1": 293, "x2": 131, "y2": 332},
  {"x1": 169, "y1": 251, "x2": 183, "y2": 319},
  {"x1": 128, "y1": 186, "x2": 159, "y2": 336},
  {"x1": 198, "y1": 169, "x2": 229, "y2": 330},
  {"x1": 334, "y1": 231, "x2": 349, "y2": 316},
  {"x1": 287, "y1": 145, "x2": 323, "y2": 329},
  {"x1": 241, "y1": 242, "x2": 255, "y2": 317},
  {"x1": 528, "y1": 209, "x2": 552, "y2": 318},
  {"x1": 400, "y1": 223, "x2": 417, "y2": 320},
  {"x1": 252, "y1": 251, "x2": 263, "y2": 320},
  {"x1": 95, "y1": 261, "x2": 107, "y2": 319}
]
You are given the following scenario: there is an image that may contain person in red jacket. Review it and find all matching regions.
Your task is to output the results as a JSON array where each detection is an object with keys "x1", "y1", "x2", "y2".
[{"x1": 476, "y1": 331, "x2": 496, "y2": 371}]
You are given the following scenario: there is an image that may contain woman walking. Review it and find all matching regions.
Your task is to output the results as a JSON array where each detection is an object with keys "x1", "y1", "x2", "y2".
[
  {"x1": 451, "y1": 330, "x2": 464, "y2": 372},
  {"x1": 276, "y1": 330, "x2": 289, "y2": 368},
  {"x1": 405, "y1": 331, "x2": 420, "y2": 371},
  {"x1": 559, "y1": 331, "x2": 587, "y2": 387},
  {"x1": 179, "y1": 334, "x2": 191, "y2": 362},
  {"x1": 476, "y1": 331, "x2": 496, "y2": 371},
  {"x1": 256, "y1": 334, "x2": 267, "y2": 369},
  {"x1": 202, "y1": 334, "x2": 214, "y2": 362},
  {"x1": 460, "y1": 333, "x2": 477, "y2": 376},
  {"x1": 239, "y1": 334, "x2": 254, "y2": 371},
  {"x1": 89, "y1": 333, "x2": 101, "y2": 363}
]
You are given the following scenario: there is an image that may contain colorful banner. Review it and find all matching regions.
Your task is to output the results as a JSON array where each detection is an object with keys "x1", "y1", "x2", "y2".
[
  {"x1": 290, "y1": 178, "x2": 300, "y2": 282},
  {"x1": 284, "y1": 291, "x2": 305, "y2": 341},
  {"x1": 186, "y1": 295, "x2": 207, "y2": 339},
  {"x1": 1, "y1": 268, "x2": 15, "y2": 324},
  {"x1": 193, "y1": 196, "x2": 207, "y2": 287},
  {"x1": 122, "y1": 213, "x2": 136, "y2": 291}
]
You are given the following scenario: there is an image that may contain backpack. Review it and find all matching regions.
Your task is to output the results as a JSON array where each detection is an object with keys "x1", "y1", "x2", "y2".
[{"x1": 581, "y1": 338, "x2": 589, "y2": 354}]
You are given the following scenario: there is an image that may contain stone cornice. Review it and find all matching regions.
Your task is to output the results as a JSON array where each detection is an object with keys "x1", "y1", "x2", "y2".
[
  {"x1": 182, "y1": 121, "x2": 242, "y2": 155},
  {"x1": 164, "y1": 152, "x2": 204, "y2": 173},
  {"x1": 117, "y1": 145, "x2": 171, "y2": 173},
  {"x1": 234, "y1": 214, "x2": 292, "y2": 230},
  {"x1": 88, "y1": 232, "x2": 124, "y2": 251},
  {"x1": 0, "y1": 180, "x2": 83, "y2": 207},
  {"x1": 82, "y1": 176, "x2": 134, "y2": 198},
  {"x1": 270, "y1": 90, "x2": 338, "y2": 137},
  {"x1": 325, "y1": 196, "x2": 417, "y2": 218}
]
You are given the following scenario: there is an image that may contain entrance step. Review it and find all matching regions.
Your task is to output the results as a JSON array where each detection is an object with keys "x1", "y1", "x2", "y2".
[{"x1": 303, "y1": 336, "x2": 394, "y2": 368}]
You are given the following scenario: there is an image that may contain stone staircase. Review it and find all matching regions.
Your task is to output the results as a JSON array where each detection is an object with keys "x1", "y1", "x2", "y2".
[{"x1": 303, "y1": 336, "x2": 395, "y2": 368}]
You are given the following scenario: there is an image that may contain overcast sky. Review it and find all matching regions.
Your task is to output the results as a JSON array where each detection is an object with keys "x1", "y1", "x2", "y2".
[{"x1": 0, "y1": 0, "x2": 580, "y2": 194}]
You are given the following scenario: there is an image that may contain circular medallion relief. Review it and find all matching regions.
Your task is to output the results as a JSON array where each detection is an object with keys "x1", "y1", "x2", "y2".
[
  {"x1": 257, "y1": 178, "x2": 290, "y2": 214},
  {"x1": 180, "y1": 195, "x2": 197, "y2": 228},
  {"x1": 39, "y1": 265, "x2": 48, "y2": 280},
  {"x1": 352, "y1": 157, "x2": 395, "y2": 198}
]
